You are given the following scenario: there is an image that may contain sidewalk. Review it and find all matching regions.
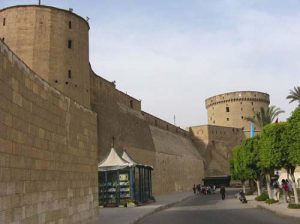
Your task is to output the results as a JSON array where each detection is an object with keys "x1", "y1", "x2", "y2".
[
  {"x1": 247, "y1": 195, "x2": 300, "y2": 219},
  {"x1": 90, "y1": 192, "x2": 193, "y2": 224}
]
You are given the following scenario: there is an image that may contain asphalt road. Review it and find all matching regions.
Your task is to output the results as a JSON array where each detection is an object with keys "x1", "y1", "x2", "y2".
[{"x1": 138, "y1": 189, "x2": 299, "y2": 224}]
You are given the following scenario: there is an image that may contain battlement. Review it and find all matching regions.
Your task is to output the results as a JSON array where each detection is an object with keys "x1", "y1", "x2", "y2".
[
  {"x1": 90, "y1": 71, "x2": 141, "y2": 111},
  {"x1": 205, "y1": 91, "x2": 270, "y2": 108},
  {"x1": 0, "y1": 5, "x2": 90, "y2": 28},
  {"x1": 189, "y1": 125, "x2": 244, "y2": 141},
  {"x1": 142, "y1": 111, "x2": 190, "y2": 137}
]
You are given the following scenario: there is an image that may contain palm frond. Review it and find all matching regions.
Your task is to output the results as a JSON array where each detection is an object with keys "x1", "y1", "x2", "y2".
[
  {"x1": 245, "y1": 105, "x2": 284, "y2": 129},
  {"x1": 286, "y1": 86, "x2": 300, "y2": 105}
]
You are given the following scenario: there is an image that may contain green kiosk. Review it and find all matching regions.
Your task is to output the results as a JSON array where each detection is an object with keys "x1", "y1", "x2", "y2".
[{"x1": 98, "y1": 148, "x2": 153, "y2": 207}]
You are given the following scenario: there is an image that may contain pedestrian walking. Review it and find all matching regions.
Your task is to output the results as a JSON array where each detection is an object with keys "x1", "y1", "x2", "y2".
[
  {"x1": 272, "y1": 180, "x2": 280, "y2": 201},
  {"x1": 193, "y1": 184, "x2": 196, "y2": 194},
  {"x1": 286, "y1": 179, "x2": 292, "y2": 201},
  {"x1": 281, "y1": 179, "x2": 289, "y2": 203},
  {"x1": 197, "y1": 184, "x2": 201, "y2": 194},
  {"x1": 220, "y1": 186, "x2": 226, "y2": 200}
]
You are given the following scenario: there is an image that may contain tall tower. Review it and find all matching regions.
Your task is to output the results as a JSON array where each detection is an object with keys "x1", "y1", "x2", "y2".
[
  {"x1": 0, "y1": 5, "x2": 90, "y2": 108},
  {"x1": 205, "y1": 91, "x2": 270, "y2": 136}
]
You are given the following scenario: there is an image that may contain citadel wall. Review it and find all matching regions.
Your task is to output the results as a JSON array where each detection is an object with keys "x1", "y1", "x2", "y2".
[
  {"x1": 205, "y1": 91, "x2": 270, "y2": 136},
  {"x1": 90, "y1": 72, "x2": 205, "y2": 194},
  {"x1": 0, "y1": 5, "x2": 90, "y2": 108},
  {"x1": 0, "y1": 41, "x2": 98, "y2": 223},
  {"x1": 189, "y1": 125, "x2": 244, "y2": 176},
  {"x1": 0, "y1": 4, "x2": 251, "y2": 213}
]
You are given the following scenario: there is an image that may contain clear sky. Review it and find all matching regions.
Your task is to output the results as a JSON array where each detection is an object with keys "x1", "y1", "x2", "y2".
[{"x1": 1, "y1": 0, "x2": 300, "y2": 128}]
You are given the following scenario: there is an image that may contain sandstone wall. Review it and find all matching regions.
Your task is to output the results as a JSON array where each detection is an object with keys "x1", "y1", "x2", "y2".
[
  {"x1": 150, "y1": 126, "x2": 204, "y2": 193},
  {"x1": 90, "y1": 72, "x2": 205, "y2": 195},
  {"x1": 0, "y1": 41, "x2": 98, "y2": 224},
  {"x1": 190, "y1": 125, "x2": 244, "y2": 176}
]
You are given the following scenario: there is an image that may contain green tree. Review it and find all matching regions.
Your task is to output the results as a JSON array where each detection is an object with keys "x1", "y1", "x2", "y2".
[
  {"x1": 286, "y1": 86, "x2": 300, "y2": 106},
  {"x1": 244, "y1": 136, "x2": 263, "y2": 196},
  {"x1": 245, "y1": 105, "x2": 284, "y2": 129},
  {"x1": 258, "y1": 123, "x2": 287, "y2": 199},
  {"x1": 230, "y1": 136, "x2": 263, "y2": 195},
  {"x1": 285, "y1": 108, "x2": 300, "y2": 203},
  {"x1": 230, "y1": 143, "x2": 255, "y2": 193}
]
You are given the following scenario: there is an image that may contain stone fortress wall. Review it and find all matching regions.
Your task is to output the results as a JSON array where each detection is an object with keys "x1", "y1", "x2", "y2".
[
  {"x1": 205, "y1": 91, "x2": 270, "y2": 136},
  {"x1": 90, "y1": 72, "x2": 205, "y2": 195},
  {"x1": 0, "y1": 4, "x2": 269, "y2": 223},
  {"x1": 0, "y1": 41, "x2": 98, "y2": 223},
  {"x1": 189, "y1": 125, "x2": 244, "y2": 176},
  {"x1": 0, "y1": 5, "x2": 91, "y2": 108}
]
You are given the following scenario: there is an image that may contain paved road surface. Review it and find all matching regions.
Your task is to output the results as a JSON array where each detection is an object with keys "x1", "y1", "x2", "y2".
[{"x1": 138, "y1": 189, "x2": 299, "y2": 224}]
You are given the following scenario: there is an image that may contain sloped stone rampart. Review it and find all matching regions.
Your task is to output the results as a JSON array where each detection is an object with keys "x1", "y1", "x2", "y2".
[{"x1": 90, "y1": 73, "x2": 205, "y2": 195}]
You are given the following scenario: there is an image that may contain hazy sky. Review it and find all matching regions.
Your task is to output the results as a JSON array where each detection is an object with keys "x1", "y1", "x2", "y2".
[{"x1": 1, "y1": 0, "x2": 300, "y2": 127}]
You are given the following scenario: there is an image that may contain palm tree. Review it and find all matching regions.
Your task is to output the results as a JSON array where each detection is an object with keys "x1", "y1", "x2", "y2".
[
  {"x1": 244, "y1": 105, "x2": 285, "y2": 129},
  {"x1": 286, "y1": 86, "x2": 300, "y2": 106}
]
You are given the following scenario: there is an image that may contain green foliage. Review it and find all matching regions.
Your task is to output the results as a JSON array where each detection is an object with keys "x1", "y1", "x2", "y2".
[
  {"x1": 230, "y1": 135, "x2": 262, "y2": 184},
  {"x1": 245, "y1": 105, "x2": 284, "y2": 129},
  {"x1": 258, "y1": 123, "x2": 288, "y2": 171},
  {"x1": 230, "y1": 144, "x2": 254, "y2": 182},
  {"x1": 286, "y1": 108, "x2": 300, "y2": 166},
  {"x1": 288, "y1": 203, "x2": 300, "y2": 209},
  {"x1": 255, "y1": 192, "x2": 269, "y2": 201},
  {"x1": 286, "y1": 86, "x2": 300, "y2": 106},
  {"x1": 265, "y1": 199, "x2": 278, "y2": 204}
]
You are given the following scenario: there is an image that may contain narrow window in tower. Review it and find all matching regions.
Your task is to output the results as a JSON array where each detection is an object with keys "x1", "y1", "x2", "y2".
[
  {"x1": 226, "y1": 107, "x2": 230, "y2": 112},
  {"x1": 3, "y1": 18, "x2": 5, "y2": 26},
  {"x1": 68, "y1": 70, "x2": 72, "y2": 79},
  {"x1": 130, "y1": 100, "x2": 133, "y2": 109},
  {"x1": 69, "y1": 21, "x2": 72, "y2": 29},
  {"x1": 227, "y1": 118, "x2": 229, "y2": 121},
  {"x1": 68, "y1": 40, "x2": 72, "y2": 48}
]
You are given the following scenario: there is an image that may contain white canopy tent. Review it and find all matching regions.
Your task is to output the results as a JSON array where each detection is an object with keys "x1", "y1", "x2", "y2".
[
  {"x1": 121, "y1": 151, "x2": 153, "y2": 169},
  {"x1": 98, "y1": 148, "x2": 133, "y2": 171},
  {"x1": 121, "y1": 151, "x2": 138, "y2": 166}
]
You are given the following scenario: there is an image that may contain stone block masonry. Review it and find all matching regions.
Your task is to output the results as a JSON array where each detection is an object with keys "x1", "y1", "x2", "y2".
[{"x1": 0, "y1": 41, "x2": 99, "y2": 223}]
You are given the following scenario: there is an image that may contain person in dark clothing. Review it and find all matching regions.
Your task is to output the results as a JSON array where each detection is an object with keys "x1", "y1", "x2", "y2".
[
  {"x1": 220, "y1": 186, "x2": 226, "y2": 200},
  {"x1": 197, "y1": 184, "x2": 201, "y2": 194},
  {"x1": 193, "y1": 184, "x2": 196, "y2": 194}
]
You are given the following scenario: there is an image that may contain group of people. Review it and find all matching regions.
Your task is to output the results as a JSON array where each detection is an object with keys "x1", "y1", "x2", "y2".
[
  {"x1": 272, "y1": 178, "x2": 293, "y2": 202},
  {"x1": 193, "y1": 184, "x2": 217, "y2": 195}
]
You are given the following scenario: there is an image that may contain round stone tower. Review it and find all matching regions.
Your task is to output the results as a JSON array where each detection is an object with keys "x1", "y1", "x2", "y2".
[
  {"x1": 205, "y1": 91, "x2": 270, "y2": 135},
  {"x1": 0, "y1": 5, "x2": 90, "y2": 108}
]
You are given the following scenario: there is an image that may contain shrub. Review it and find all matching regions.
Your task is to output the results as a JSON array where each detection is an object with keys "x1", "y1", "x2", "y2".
[
  {"x1": 265, "y1": 199, "x2": 278, "y2": 204},
  {"x1": 288, "y1": 203, "x2": 300, "y2": 209},
  {"x1": 255, "y1": 192, "x2": 269, "y2": 201}
]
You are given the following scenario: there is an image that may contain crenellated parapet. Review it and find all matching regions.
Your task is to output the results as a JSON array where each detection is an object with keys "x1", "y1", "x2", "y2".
[{"x1": 206, "y1": 91, "x2": 269, "y2": 108}]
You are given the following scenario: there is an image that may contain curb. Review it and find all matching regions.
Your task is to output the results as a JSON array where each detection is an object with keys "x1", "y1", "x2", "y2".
[
  {"x1": 249, "y1": 201, "x2": 300, "y2": 221},
  {"x1": 133, "y1": 195, "x2": 193, "y2": 224}
]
